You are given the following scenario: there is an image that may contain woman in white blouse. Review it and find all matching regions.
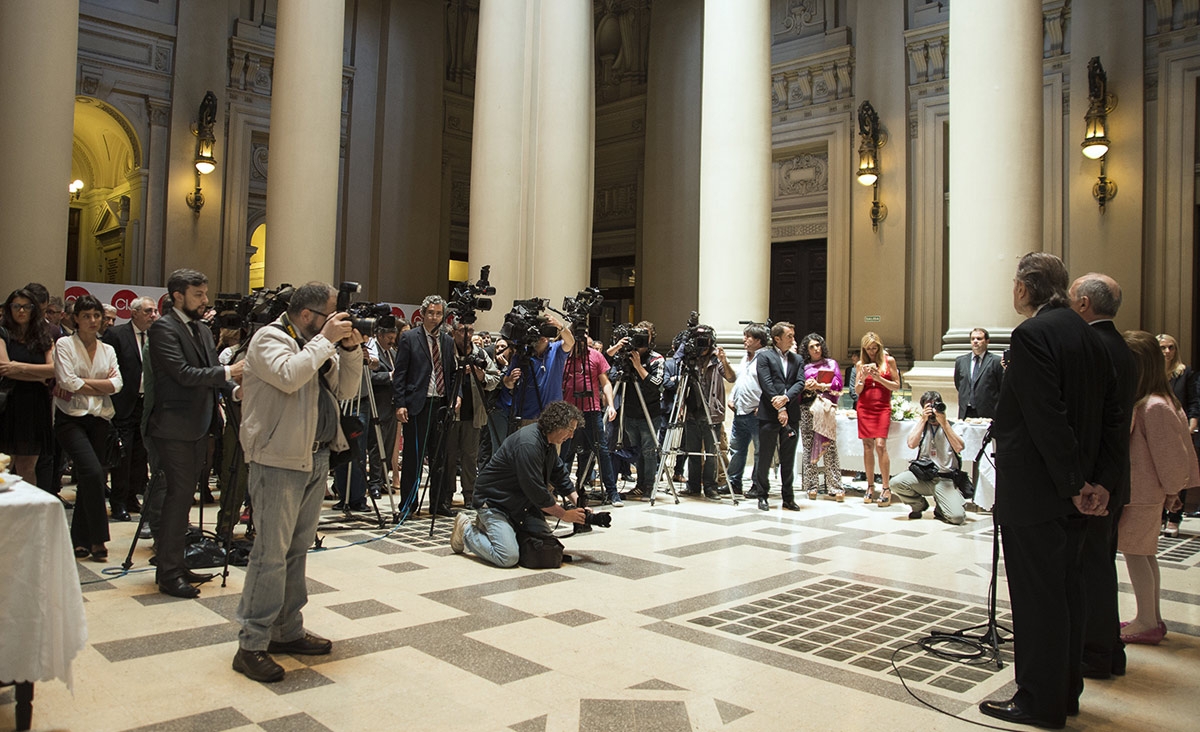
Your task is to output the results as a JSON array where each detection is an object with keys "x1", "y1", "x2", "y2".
[{"x1": 53, "y1": 294, "x2": 122, "y2": 562}]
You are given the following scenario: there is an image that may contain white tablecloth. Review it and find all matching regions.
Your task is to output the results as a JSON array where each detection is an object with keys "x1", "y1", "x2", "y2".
[
  {"x1": 829, "y1": 415, "x2": 996, "y2": 509},
  {"x1": 0, "y1": 478, "x2": 88, "y2": 691}
]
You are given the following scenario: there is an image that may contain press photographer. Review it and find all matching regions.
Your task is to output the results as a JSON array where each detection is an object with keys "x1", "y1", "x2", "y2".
[
  {"x1": 670, "y1": 323, "x2": 735, "y2": 500},
  {"x1": 450, "y1": 401, "x2": 601, "y2": 568},
  {"x1": 607, "y1": 321, "x2": 664, "y2": 499},
  {"x1": 366, "y1": 319, "x2": 398, "y2": 499},
  {"x1": 493, "y1": 298, "x2": 574, "y2": 441},
  {"x1": 889, "y1": 390, "x2": 967, "y2": 524},
  {"x1": 443, "y1": 319, "x2": 501, "y2": 513}
]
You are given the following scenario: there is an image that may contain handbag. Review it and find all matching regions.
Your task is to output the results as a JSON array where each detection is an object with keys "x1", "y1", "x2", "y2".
[{"x1": 908, "y1": 457, "x2": 940, "y2": 482}]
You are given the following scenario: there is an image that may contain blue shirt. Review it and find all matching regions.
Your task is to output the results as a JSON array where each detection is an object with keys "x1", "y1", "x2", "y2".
[{"x1": 498, "y1": 343, "x2": 568, "y2": 419}]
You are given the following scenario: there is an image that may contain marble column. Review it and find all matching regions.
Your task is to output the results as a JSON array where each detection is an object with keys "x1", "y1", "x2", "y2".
[
  {"x1": 143, "y1": 100, "x2": 170, "y2": 286},
  {"x1": 0, "y1": 0, "x2": 79, "y2": 293},
  {"x1": 468, "y1": 0, "x2": 593, "y2": 330},
  {"x1": 697, "y1": 0, "x2": 772, "y2": 343},
  {"x1": 266, "y1": 0, "x2": 346, "y2": 286},
  {"x1": 940, "y1": 0, "x2": 1044, "y2": 357}
]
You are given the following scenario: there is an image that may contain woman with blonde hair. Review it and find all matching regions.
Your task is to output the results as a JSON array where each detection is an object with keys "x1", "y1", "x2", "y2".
[
  {"x1": 1156, "y1": 333, "x2": 1199, "y2": 536},
  {"x1": 1118, "y1": 331, "x2": 1200, "y2": 644},
  {"x1": 855, "y1": 331, "x2": 900, "y2": 506}
]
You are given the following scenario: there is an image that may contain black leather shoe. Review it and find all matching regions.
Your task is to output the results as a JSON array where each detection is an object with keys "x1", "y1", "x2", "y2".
[
  {"x1": 978, "y1": 698, "x2": 1063, "y2": 729},
  {"x1": 435, "y1": 507, "x2": 456, "y2": 517},
  {"x1": 268, "y1": 632, "x2": 332, "y2": 656},
  {"x1": 159, "y1": 577, "x2": 201, "y2": 599},
  {"x1": 782, "y1": 500, "x2": 800, "y2": 511},
  {"x1": 757, "y1": 497, "x2": 769, "y2": 511},
  {"x1": 111, "y1": 508, "x2": 132, "y2": 522},
  {"x1": 368, "y1": 486, "x2": 382, "y2": 500},
  {"x1": 184, "y1": 569, "x2": 216, "y2": 585},
  {"x1": 137, "y1": 525, "x2": 153, "y2": 540},
  {"x1": 1080, "y1": 660, "x2": 1111, "y2": 680},
  {"x1": 232, "y1": 648, "x2": 285, "y2": 682}
]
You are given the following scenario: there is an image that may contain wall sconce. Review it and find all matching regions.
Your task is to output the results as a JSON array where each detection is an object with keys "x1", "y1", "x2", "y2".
[
  {"x1": 186, "y1": 90, "x2": 218, "y2": 214},
  {"x1": 856, "y1": 100, "x2": 887, "y2": 231},
  {"x1": 1081, "y1": 57, "x2": 1117, "y2": 211},
  {"x1": 68, "y1": 179, "x2": 84, "y2": 201}
]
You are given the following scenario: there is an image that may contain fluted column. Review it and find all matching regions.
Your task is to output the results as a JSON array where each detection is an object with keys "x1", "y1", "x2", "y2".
[
  {"x1": 0, "y1": 0, "x2": 79, "y2": 292},
  {"x1": 468, "y1": 0, "x2": 593, "y2": 330},
  {"x1": 143, "y1": 100, "x2": 170, "y2": 286},
  {"x1": 697, "y1": 0, "x2": 772, "y2": 342},
  {"x1": 266, "y1": 0, "x2": 346, "y2": 286},
  {"x1": 941, "y1": 0, "x2": 1043, "y2": 356}
]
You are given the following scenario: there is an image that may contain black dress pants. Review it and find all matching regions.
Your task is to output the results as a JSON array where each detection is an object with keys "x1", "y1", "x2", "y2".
[
  {"x1": 54, "y1": 412, "x2": 110, "y2": 549},
  {"x1": 1000, "y1": 516, "x2": 1087, "y2": 726},
  {"x1": 109, "y1": 396, "x2": 148, "y2": 511},
  {"x1": 1080, "y1": 507, "x2": 1125, "y2": 673},
  {"x1": 752, "y1": 419, "x2": 797, "y2": 502},
  {"x1": 153, "y1": 436, "x2": 207, "y2": 583},
  {"x1": 399, "y1": 397, "x2": 446, "y2": 509}
]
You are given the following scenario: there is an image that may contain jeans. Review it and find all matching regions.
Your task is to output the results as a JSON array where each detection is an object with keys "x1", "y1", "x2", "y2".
[
  {"x1": 236, "y1": 450, "x2": 330, "y2": 650},
  {"x1": 560, "y1": 410, "x2": 617, "y2": 499},
  {"x1": 462, "y1": 506, "x2": 552, "y2": 568},
  {"x1": 727, "y1": 413, "x2": 759, "y2": 494},
  {"x1": 620, "y1": 412, "x2": 661, "y2": 490},
  {"x1": 445, "y1": 421, "x2": 480, "y2": 509},
  {"x1": 54, "y1": 411, "x2": 110, "y2": 549}
]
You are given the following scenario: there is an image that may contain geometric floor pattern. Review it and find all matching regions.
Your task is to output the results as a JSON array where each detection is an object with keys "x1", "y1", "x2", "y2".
[{"x1": 4, "y1": 472, "x2": 1199, "y2": 732}]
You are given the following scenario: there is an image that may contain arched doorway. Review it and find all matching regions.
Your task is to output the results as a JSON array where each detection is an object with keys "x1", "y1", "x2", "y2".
[
  {"x1": 69, "y1": 97, "x2": 143, "y2": 283},
  {"x1": 248, "y1": 223, "x2": 266, "y2": 290}
]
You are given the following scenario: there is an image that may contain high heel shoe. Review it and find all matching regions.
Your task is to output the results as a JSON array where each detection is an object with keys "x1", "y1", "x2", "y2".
[
  {"x1": 807, "y1": 489, "x2": 818, "y2": 500},
  {"x1": 876, "y1": 489, "x2": 892, "y2": 508},
  {"x1": 1123, "y1": 619, "x2": 1169, "y2": 637},
  {"x1": 864, "y1": 487, "x2": 875, "y2": 504}
]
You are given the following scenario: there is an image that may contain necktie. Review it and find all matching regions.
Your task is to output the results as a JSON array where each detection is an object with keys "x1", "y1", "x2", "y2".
[
  {"x1": 972, "y1": 354, "x2": 980, "y2": 380},
  {"x1": 189, "y1": 321, "x2": 209, "y2": 365},
  {"x1": 431, "y1": 332, "x2": 445, "y2": 395},
  {"x1": 137, "y1": 330, "x2": 146, "y2": 358}
]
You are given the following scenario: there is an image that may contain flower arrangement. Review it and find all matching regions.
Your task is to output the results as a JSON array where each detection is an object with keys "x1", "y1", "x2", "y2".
[{"x1": 890, "y1": 394, "x2": 919, "y2": 421}]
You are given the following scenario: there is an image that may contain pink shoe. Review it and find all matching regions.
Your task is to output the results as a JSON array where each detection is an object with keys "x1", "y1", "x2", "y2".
[
  {"x1": 1121, "y1": 620, "x2": 1169, "y2": 637},
  {"x1": 1120, "y1": 625, "x2": 1166, "y2": 646}
]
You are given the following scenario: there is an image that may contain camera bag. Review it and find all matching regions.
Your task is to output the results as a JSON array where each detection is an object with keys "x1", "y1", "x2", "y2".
[{"x1": 516, "y1": 529, "x2": 565, "y2": 569}]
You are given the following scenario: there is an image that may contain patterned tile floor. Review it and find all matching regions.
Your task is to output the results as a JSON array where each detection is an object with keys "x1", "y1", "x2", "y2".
[{"x1": 4, "y1": 476, "x2": 1199, "y2": 732}]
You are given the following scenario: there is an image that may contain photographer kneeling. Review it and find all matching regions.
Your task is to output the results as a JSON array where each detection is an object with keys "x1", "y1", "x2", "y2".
[
  {"x1": 890, "y1": 391, "x2": 967, "y2": 525},
  {"x1": 450, "y1": 401, "x2": 587, "y2": 567}
]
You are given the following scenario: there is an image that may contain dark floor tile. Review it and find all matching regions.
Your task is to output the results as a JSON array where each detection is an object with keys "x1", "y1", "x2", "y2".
[
  {"x1": 380, "y1": 561, "x2": 426, "y2": 573},
  {"x1": 263, "y1": 667, "x2": 336, "y2": 695},
  {"x1": 566, "y1": 550, "x2": 682, "y2": 580},
  {"x1": 123, "y1": 707, "x2": 252, "y2": 732},
  {"x1": 544, "y1": 609, "x2": 603, "y2": 627},
  {"x1": 94, "y1": 621, "x2": 239, "y2": 662},
  {"x1": 259, "y1": 712, "x2": 335, "y2": 732},
  {"x1": 578, "y1": 699, "x2": 691, "y2": 732},
  {"x1": 327, "y1": 598, "x2": 399, "y2": 620}
]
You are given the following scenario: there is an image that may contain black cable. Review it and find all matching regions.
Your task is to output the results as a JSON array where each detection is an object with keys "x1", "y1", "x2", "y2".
[{"x1": 888, "y1": 641, "x2": 1025, "y2": 731}]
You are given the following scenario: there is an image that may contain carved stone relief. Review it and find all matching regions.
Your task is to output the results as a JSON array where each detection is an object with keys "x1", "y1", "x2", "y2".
[
  {"x1": 445, "y1": 0, "x2": 480, "y2": 87},
  {"x1": 451, "y1": 179, "x2": 471, "y2": 218},
  {"x1": 780, "y1": 0, "x2": 825, "y2": 37},
  {"x1": 594, "y1": 182, "x2": 637, "y2": 223},
  {"x1": 771, "y1": 47, "x2": 854, "y2": 117},
  {"x1": 774, "y1": 152, "x2": 828, "y2": 198},
  {"x1": 594, "y1": 0, "x2": 650, "y2": 103},
  {"x1": 251, "y1": 143, "x2": 269, "y2": 182}
]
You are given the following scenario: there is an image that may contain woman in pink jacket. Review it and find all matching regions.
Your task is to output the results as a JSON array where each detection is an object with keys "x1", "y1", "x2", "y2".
[{"x1": 1118, "y1": 330, "x2": 1200, "y2": 645}]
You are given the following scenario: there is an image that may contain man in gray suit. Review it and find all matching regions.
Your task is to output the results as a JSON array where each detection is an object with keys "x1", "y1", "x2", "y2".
[
  {"x1": 147, "y1": 268, "x2": 242, "y2": 598},
  {"x1": 953, "y1": 327, "x2": 1004, "y2": 419}
]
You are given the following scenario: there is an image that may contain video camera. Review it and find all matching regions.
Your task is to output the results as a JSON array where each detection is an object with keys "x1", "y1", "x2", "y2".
[
  {"x1": 561, "y1": 286, "x2": 603, "y2": 334},
  {"x1": 447, "y1": 265, "x2": 496, "y2": 325},
  {"x1": 681, "y1": 324, "x2": 716, "y2": 369},
  {"x1": 609, "y1": 322, "x2": 651, "y2": 380},
  {"x1": 499, "y1": 297, "x2": 558, "y2": 349},
  {"x1": 214, "y1": 284, "x2": 295, "y2": 333}
]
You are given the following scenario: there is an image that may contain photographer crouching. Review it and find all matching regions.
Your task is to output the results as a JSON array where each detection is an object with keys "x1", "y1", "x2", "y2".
[
  {"x1": 450, "y1": 401, "x2": 589, "y2": 567},
  {"x1": 232, "y1": 282, "x2": 364, "y2": 682},
  {"x1": 889, "y1": 390, "x2": 967, "y2": 524}
]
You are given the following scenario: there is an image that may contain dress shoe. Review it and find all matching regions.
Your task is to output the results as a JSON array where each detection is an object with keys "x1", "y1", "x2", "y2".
[
  {"x1": 368, "y1": 486, "x2": 382, "y2": 500},
  {"x1": 232, "y1": 648, "x2": 285, "y2": 682},
  {"x1": 268, "y1": 632, "x2": 332, "y2": 656},
  {"x1": 138, "y1": 525, "x2": 153, "y2": 540},
  {"x1": 110, "y1": 508, "x2": 132, "y2": 522},
  {"x1": 57, "y1": 494, "x2": 74, "y2": 509},
  {"x1": 757, "y1": 497, "x2": 769, "y2": 511},
  {"x1": 1120, "y1": 624, "x2": 1165, "y2": 645},
  {"x1": 435, "y1": 507, "x2": 456, "y2": 518},
  {"x1": 703, "y1": 487, "x2": 723, "y2": 501},
  {"x1": 159, "y1": 577, "x2": 201, "y2": 599},
  {"x1": 782, "y1": 500, "x2": 800, "y2": 511},
  {"x1": 184, "y1": 569, "x2": 216, "y2": 585},
  {"x1": 978, "y1": 698, "x2": 1063, "y2": 729}
]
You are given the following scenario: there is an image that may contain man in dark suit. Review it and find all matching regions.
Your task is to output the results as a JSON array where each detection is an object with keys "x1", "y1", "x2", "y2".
[
  {"x1": 749, "y1": 322, "x2": 805, "y2": 512},
  {"x1": 147, "y1": 269, "x2": 242, "y2": 598},
  {"x1": 102, "y1": 296, "x2": 160, "y2": 520},
  {"x1": 392, "y1": 295, "x2": 457, "y2": 515},
  {"x1": 953, "y1": 327, "x2": 1004, "y2": 419},
  {"x1": 979, "y1": 253, "x2": 1123, "y2": 729},
  {"x1": 1068, "y1": 273, "x2": 1137, "y2": 680}
]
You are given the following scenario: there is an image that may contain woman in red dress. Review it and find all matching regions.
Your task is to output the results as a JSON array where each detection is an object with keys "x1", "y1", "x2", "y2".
[{"x1": 855, "y1": 332, "x2": 900, "y2": 506}]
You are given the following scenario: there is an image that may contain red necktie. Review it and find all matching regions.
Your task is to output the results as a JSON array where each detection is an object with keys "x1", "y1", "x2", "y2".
[{"x1": 431, "y1": 332, "x2": 444, "y2": 395}]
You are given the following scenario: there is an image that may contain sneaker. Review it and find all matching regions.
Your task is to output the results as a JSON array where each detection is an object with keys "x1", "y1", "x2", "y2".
[
  {"x1": 232, "y1": 648, "x2": 285, "y2": 682},
  {"x1": 267, "y1": 632, "x2": 332, "y2": 656},
  {"x1": 450, "y1": 512, "x2": 470, "y2": 554},
  {"x1": 609, "y1": 497, "x2": 624, "y2": 508}
]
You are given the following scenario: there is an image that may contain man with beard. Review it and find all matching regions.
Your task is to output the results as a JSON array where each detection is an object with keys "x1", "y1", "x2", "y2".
[{"x1": 147, "y1": 269, "x2": 243, "y2": 598}]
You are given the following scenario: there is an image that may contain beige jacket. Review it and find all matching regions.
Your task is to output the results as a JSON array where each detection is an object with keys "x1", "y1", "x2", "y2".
[{"x1": 239, "y1": 318, "x2": 363, "y2": 472}]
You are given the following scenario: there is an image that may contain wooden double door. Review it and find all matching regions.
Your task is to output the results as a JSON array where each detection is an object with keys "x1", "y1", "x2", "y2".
[{"x1": 769, "y1": 239, "x2": 826, "y2": 338}]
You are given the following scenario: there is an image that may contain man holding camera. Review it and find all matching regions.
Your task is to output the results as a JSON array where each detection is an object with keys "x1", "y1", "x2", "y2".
[
  {"x1": 393, "y1": 295, "x2": 457, "y2": 514},
  {"x1": 561, "y1": 328, "x2": 620, "y2": 505},
  {"x1": 450, "y1": 401, "x2": 587, "y2": 567},
  {"x1": 233, "y1": 282, "x2": 364, "y2": 682},
  {"x1": 495, "y1": 312, "x2": 575, "y2": 437},
  {"x1": 610, "y1": 322, "x2": 664, "y2": 499},
  {"x1": 676, "y1": 326, "x2": 735, "y2": 500},
  {"x1": 890, "y1": 391, "x2": 966, "y2": 524},
  {"x1": 444, "y1": 320, "x2": 501, "y2": 512},
  {"x1": 366, "y1": 322, "x2": 398, "y2": 499},
  {"x1": 148, "y1": 268, "x2": 242, "y2": 598}
]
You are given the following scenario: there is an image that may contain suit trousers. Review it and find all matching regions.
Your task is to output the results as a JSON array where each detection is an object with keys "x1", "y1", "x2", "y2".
[
  {"x1": 1000, "y1": 516, "x2": 1087, "y2": 726},
  {"x1": 684, "y1": 415, "x2": 718, "y2": 492},
  {"x1": 444, "y1": 420, "x2": 480, "y2": 509},
  {"x1": 1081, "y1": 506, "x2": 1125, "y2": 673},
  {"x1": 54, "y1": 412, "x2": 110, "y2": 549},
  {"x1": 153, "y1": 436, "x2": 207, "y2": 583},
  {"x1": 399, "y1": 397, "x2": 446, "y2": 508},
  {"x1": 109, "y1": 396, "x2": 148, "y2": 510},
  {"x1": 753, "y1": 419, "x2": 798, "y2": 502}
]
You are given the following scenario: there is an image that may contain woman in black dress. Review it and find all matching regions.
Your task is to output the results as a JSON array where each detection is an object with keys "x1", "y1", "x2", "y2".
[
  {"x1": 0, "y1": 288, "x2": 56, "y2": 484},
  {"x1": 1157, "y1": 333, "x2": 1200, "y2": 536}
]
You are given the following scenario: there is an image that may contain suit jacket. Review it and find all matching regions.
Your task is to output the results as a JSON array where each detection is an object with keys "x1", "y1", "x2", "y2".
[
  {"x1": 1090, "y1": 320, "x2": 1137, "y2": 508},
  {"x1": 992, "y1": 306, "x2": 1124, "y2": 526},
  {"x1": 147, "y1": 310, "x2": 228, "y2": 441},
  {"x1": 391, "y1": 324, "x2": 456, "y2": 417},
  {"x1": 954, "y1": 350, "x2": 1004, "y2": 419},
  {"x1": 756, "y1": 348, "x2": 805, "y2": 423},
  {"x1": 103, "y1": 321, "x2": 149, "y2": 420}
]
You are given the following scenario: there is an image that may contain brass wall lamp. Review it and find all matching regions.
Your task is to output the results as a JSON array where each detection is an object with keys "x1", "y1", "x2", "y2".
[
  {"x1": 187, "y1": 90, "x2": 218, "y2": 214},
  {"x1": 1081, "y1": 57, "x2": 1117, "y2": 211},
  {"x1": 856, "y1": 100, "x2": 887, "y2": 231}
]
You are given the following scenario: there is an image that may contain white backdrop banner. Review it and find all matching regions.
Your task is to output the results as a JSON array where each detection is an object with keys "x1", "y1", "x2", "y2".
[{"x1": 64, "y1": 281, "x2": 170, "y2": 324}]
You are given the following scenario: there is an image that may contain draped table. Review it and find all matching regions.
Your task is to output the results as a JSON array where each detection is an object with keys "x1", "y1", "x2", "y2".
[
  {"x1": 824, "y1": 413, "x2": 996, "y2": 509},
  {"x1": 0, "y1": 477, "x2": 88, "y2": 731}
]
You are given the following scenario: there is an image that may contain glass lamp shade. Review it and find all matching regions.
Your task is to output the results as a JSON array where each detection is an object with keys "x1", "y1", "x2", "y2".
[
  {"x1": 857, "y1": 147, "x2": 879, "y2": 186},
  {"x1": 195, "y1": 158, "x2": 216, "y2": 175},
  {"x1": 194, "y1": 133, "x2": 217, "y2": 174},
  {"x1": 1081, "y1": 111, "x2": 1109, "y2": 159}
]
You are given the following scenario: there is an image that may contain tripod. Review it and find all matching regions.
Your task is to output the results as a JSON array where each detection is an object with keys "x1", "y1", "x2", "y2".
[
  {"x1": 322, "y1": 365, "x2": 399, "y2": 531},
  {"x1": 928, "y1": 429, "x2": 1011, "y2": 668},
  {"x1": 612, "y1": 365, "x2": 672, "y2": 505},
  {"x1": 413, "y1": 359, "x2": 470, "y2": 536},
  {"x1": 653, "y1": 365, "x2": 736, "y2": 506}
]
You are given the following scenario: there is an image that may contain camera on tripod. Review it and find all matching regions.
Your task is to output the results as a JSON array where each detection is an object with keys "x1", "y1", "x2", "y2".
[
  {"x1": 447, "y1": 265, "x2": 496, "y2": 325},
  {"x1": 681, "y1": 324, "x2": 716, "y2": 370},
  {"x1": 609, "y1": 322, "x2": 651, "y2": 380},
  {"x1": 499, "y1": 297, "x2": 558, "y2": 348},
  {"x1": 561, "y1": 286, "x2": 603, "y2": 334},
  {"x1": 214, "y1": 284, "x2": 295, "y2": 333}
]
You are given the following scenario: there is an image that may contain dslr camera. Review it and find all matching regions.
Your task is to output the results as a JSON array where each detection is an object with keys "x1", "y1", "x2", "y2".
[
  {"x1": 336, "y1": 282, "x2": 395, "y2": 337},
  {"x1": 447, "y1": 265, "x2": 496, "y2": 325},
  {"x1": 927, "y1": 396, "x2": 947, "y2": 414}
]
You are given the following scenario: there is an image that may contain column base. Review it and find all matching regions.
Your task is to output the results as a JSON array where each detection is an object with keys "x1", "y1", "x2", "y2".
[
  {"x1": 932, "y1": 327, "x2": 1014, "y2": 362},
  {"x1": 903, "y1": 361, "x2": 958, "y2": 415}
]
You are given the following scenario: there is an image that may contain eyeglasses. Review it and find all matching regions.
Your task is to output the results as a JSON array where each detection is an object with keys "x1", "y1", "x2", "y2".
[
  {"x1": 307, "y1": 308, "x2": 329, "y2": 319},
  {"x1": 10, "y1": 303, "x2": 35, "y2": 312}
]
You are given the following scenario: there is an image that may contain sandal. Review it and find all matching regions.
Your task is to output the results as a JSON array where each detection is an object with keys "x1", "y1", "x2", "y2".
[
  {"x1": 833, "y1": 489, "x2": 845, "y2": 503},
  {"x1": 876, "y1": 489, "x2": 892, "y2": 508},
  {"x1": 863, "y1": 487, "x2": 875, "y2": 504},
  {"x1": 807, "y1": 489, "x2": 818, "y2": 500}
]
